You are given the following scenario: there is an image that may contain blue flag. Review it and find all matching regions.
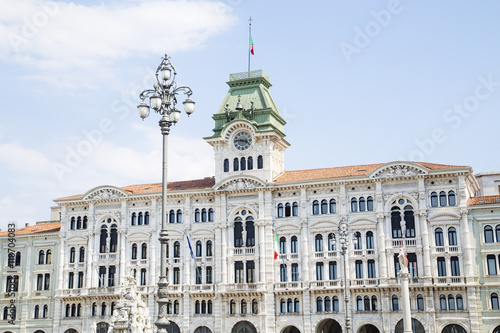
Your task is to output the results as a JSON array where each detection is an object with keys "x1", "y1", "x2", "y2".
[{"x1": 186, "y1": 234, "x2": 195, "y2": 260}]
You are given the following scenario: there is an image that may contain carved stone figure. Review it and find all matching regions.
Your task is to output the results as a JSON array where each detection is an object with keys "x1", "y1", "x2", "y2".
[
  {"x1": 398, "y1": 247, "x2": 408, "y2": 274},
  {"x1": 241, "y1": 229, "x2": 247, "y2": 247},
  {"x1": 400, "y1": 218, "x2": 406, "y2": 238}
]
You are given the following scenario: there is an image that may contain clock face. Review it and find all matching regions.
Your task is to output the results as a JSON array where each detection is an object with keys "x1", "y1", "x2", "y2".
[{"x1": 233, "y1": 131, "x2": 252, "y2": 151}]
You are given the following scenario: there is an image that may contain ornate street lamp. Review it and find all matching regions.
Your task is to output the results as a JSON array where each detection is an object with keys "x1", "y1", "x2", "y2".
[
  {"x1": 338, "y1": 217, "x2": 357, "y2": 333},
  {"x1": 138, "y1": 54, "x2": 194, "y2": 333}
]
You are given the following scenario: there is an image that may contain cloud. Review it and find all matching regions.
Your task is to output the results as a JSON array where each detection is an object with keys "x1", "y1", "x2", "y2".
[{"x1": 0, "y1": 0, "x2": 237, "y2": 88}]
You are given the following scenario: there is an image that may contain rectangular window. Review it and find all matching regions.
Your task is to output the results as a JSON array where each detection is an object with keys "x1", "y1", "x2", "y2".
[
  {"x1": 329, "y1": 261, "x2": 337, "y2": 280},
  {"x1": 291, "y1": 263, "x2": 299, "y2": 281},
  {"x1": 44, "y1": 274, "x2": 50, "y2": 290},
  {"x1": 407, "y1": 253, "x2": 418, "y2": 277},
  {"x1": 37, "y1": 274, "x2": 43, "y2": 291},
  {"x1": 98, "y1": 266, "x2": 106, "y2": 288},
  {"x1": 367, "y1": 260, "x2": 376, "y2": 278},
  {"x1": 206, "y1": 266, "x2": 212, "y2": 284},
  {"x1": 437, "y1": 257, "x2": 447, "y2": 276},
  {"x1": 235, "y1": 261, "x2": 244, "y2": 283},
  {"x1": 450, "y1": 257, "x2": 460, "y2": 276},
  {"x1": 173, "y1": 267, "x2": 180, "y2": 284},
  {"x1": 280, "y1": 264, "x2": 287, "y2": 282},
  {"x1": 140, "y1": 268, "x2": 147, "y2": 286},
  {"x1": 488, "y1": 255, "x2": 497, "y2": 275},
  {"x1": 355, "y1": 260, "x2": 363, "y2": 279},
  {"x1": 246, "y1": 261, "x2": 255, "y2": 283},
  {"x1": 316, "y1": 262, "x2": 324, "y2": 281},
  {"x1": 77, "y1": 272, "x2": 84, "y2": 288},
  {"x1": 6, "y1": 275, "x2": 19, "y2": 292},
  {"x1": 394, "y1": 254, "x2": 400, "y2": 277},
  {"x1": 195, "y1": 267, "x2": 202, "y2": 284},
  {"x1": 108, "y1": 266, "x2": 116, "y2": 287}
]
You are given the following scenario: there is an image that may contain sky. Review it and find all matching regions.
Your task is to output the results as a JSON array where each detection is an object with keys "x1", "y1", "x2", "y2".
[{"x1": 1, "y1": 0, "x2": 499, "y2": 230}]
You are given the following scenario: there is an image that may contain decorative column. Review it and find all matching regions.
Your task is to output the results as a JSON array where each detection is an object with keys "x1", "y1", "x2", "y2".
[
  {"x1": 376, "y1": 213, "x2": 388, "y2": 281},
  {"x1": 398, "y1": 248, "x2": 412, "y2": 333},
  {"x1": 119, "y1": 229, "x2": 126, "y2": 286},
  {"x1": 418, "y1": 210, "x2": 431, "y2": 278}
]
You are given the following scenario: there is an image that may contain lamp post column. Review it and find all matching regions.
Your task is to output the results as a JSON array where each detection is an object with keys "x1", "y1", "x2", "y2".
[{"x1": 339, "y1": 217, "x2": 351, "y2": 333}]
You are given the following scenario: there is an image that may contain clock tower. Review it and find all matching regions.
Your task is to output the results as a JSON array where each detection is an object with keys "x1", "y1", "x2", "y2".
[{"x1": 204, "y1": 70, "x2": 289, "y2": 185}]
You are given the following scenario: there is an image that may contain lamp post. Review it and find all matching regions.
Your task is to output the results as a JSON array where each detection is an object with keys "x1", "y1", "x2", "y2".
[
  {"x1": 338, "y1": 217, "x2": 355, "y2": 333},
  {"x1": 137, "y1": 54, "x2": 195, "y2": 333}
]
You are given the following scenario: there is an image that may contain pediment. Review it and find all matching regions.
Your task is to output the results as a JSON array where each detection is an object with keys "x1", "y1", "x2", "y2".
[
  {"x1": 370, "y1": 162, "x2": 428, "y2": 179},
  {"x1": 428, "y1": 212, "x2": 461, "y2": 222},
  {"x1": 215, "y1": 176, "x2": 266, "y2": 192},
  {"x1": 83, "y1": 186, "x2": 128, "y2": 201}
]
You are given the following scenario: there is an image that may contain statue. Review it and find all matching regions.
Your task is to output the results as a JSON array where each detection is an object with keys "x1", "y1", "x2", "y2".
[
  {"x1": 398, "y1": 247, "x2": 409, "y2": 274},
  {"x1": 241, "y1": 229, "x2": 247, "y2": 247},
  {"x1": 400, "y1": 218, "x2": 406, "y2": 238}
]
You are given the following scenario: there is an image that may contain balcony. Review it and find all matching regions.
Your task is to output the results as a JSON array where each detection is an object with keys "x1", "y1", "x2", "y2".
[
  {"x1": 233, "y1": 247, "x2": 256, "y2": 256},
  {"x1": 392, "y1": 239, "x2": 417, "y2": 247},
  {"x1": 433, "y1": 276, "x2": 464, "y2": 285},
  {"x1": 226, "y1": 283, "x2": 261, "y2": 292},
  {"x1": 434, "y1": 245, "x2": 461, "y2": 254},
  {"x1": 351, "y1": 278, "x2": 379, "y2": 287},
  {"x1": 275, "y1": 282, "x2": 303, "y2": 290},
  {"x1": 191, "y1": 285, "x2": 214, "y2": 292},
  {"x1": 97, "y1": 254, "x2": 117, "y2": 261},
  {"x1": 310, "y1": 280, "x2": 341, "y2": 289}
]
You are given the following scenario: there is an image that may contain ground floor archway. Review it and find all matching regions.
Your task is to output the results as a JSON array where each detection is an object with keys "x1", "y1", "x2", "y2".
[
  {"x1": 395, "y1": 318, "x2": 425, "y2": 333},
  {"x1": 64, "y1": 329, "x2": 78, "y2": 333},
  {"x1": 232, "y1": 320, "x2": 257, "y2": 333},
  {"x1": 317, "y1": 319, "x2": 342, "y2": 333},
  {"x1": 493, "y1": 325, "x2": 500, "y2": 333},
  {"x1": 442, "y1": 324, "x2": 467, "y2": 333},
  {"x1": 96, "y1": 322, "x2": 109, "y2": 333},
  {"x1": 282, "y1": 325, "x2": 301, "y2": 333},
  {"x1": 167, "y1": 321, "x2": 181, "y2": 333},
  {"x1": 358, "y1": 324, "x2": 380, "y2": 333},
  {"x1": 194, "y1": 327, "x2": 212, "y2": 333}
]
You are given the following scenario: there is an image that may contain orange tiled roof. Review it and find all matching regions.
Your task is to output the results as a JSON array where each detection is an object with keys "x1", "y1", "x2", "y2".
[
  {"x1": 56, "y1": 177, "x2": 216, "y2": 200},
  {"x1": 0, "y1": 222, "x2": 61, "y2": 236},
  {"x1": 274, "y1": 162, "x2": 469, "y2": 183},
  {"x1": 467, "y1": 195, "x2": 500, "y2": 206}
]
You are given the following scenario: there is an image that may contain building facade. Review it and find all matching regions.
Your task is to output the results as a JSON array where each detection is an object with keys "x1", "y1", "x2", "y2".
[{"x1": 1, "y1": 70, "x2": 499, "y2": 333}]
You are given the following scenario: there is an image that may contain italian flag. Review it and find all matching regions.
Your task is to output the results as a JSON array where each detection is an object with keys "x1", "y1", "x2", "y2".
[
  {"x1": 274, "y1": 231, "x2": 279, "y2": 260},
  {"x1": 250, "y1": 34, "x2": 254, "y2": 55}
]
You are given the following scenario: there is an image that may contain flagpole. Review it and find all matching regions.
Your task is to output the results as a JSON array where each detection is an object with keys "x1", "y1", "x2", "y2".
[
  {"x1": 187, "y1": 234, "x2": 203, "y2": 284},
  {"x1": 248, "y1": 17, "x2": 252, "y2": 74}
]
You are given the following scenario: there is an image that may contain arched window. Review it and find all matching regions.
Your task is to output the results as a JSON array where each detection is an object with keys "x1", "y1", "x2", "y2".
[
  {"x1": 404, "y1": 205, "x2": 415, "y2": 238},
  {"x1": 291, "y1": 236, "x2": 298, "y2": 253},
  {"x1": 77, "y1": 303, "x2": 81, "y2": 316},
  {"x1": 38, "y1": 250, "x2": 45, "y2": 264},
  {"x1": 201, "y1": 208, "x2": 207, "y2": 222},
  {"x1": 131, "y1": 243, "x2": 137, "y2": 259},
  {"x1": 70, "y1": 217, "x2": 75, "y2": 230},
  {"x1": 223, "y1": 158, "x2": 229, "y2": 172},
  {"x1": 333, "y1": 296, "x2": 339, "y2": 312},
  {"x1": 233, "y1": 158, "x2": 239, "y2": 171},
  {"x1": 77, "y1": 272, "x2": 84, "y2": 288},
  {"x1": 364, "y1": 295, "x2": 370, "y2": 311},
  {"x1": 430, "y1": 192, "x2": 438, "y2": 207},
  {"x1": 76, "y1": 217, "x2": 81, "y2": 229},
  {"x1": 329, "y1": 199, "x2": 336, "y2": 213},
  {"x1": 195, "y1": 300, "x2": 200, "y2": 314},
  {"x1": 280, "y1": 264, "x2": 287, "y2": 282},
  {"x1": 279, "y1": 237, "x2": 287, "y2": 254},
  {"x1": 456, "y1": 294, "x2": 463, "y2": 310},
  {"x1": 324, "y1": 296, "x2": 331, "y2": 312},
  {"x1": 131, "y1": 213, "x2": 136, "y2": 226},
  {"x1": 196, "y1": 241, "x2": 202, "y2": 257},
  {"x1": 245, "y1": 216, "x2": 255, "y2": 247},
  {"x1": 392, "y1": 295, "x2": 399, "y2": 311},
  {"x1": 174, "y1": 300, "x2": 179, "y2": 314},
  {"x1": 43, "y1": 304, "x2": 48, "y2": 318},
  {"x1": 82, "y1": 216, "x2": 88, "y2": 229},
  {"x1": 138, "y1": 212, "x2": 143, "y2": 225},
  {"x1": 34, "y1": 305, "x2": 39, "y2": 319},
  {"x1": 315, "y1": 234, "x2": 323, "y2": 252},
  {"x1": 285, "y1": 203, "x2": 291, "y2": 217},
  {"x1": 487, "y1": 254, "x2": 497, "y2": 275},
  {"x1": 46, "y1": 250, "x2": 51, "y2": 264},
  {"x1": 69, "y1": 247, "x2": 75, "y2": 263},
  {"x1": 100, "y1": 225, "x2": 108, "y2": 253},
  {"x1": 206, "y1": 240, "x2": 213, "y2": 257},
  {"x1": 240, "y1": 157, "x2": 246, "y2": 171},
  {"x1": 435, "y1": 228, "x2": 444, "y2": 246},
  {"x1": 177, "y1": 209, "x2": 182, "y2": 223},
  {"x1": 354, "y1": 232, "x2": 362, "y2": 250},
  {"x1": 144, "y1": 212, "x2": 150, "y2": 225},
  {"x1": 292, "y1": 202, "x2": 299, "y2": 216},
  {"x1": 417, "y1": 294, "x2": 424, "y2": 311},
  {"x1": 234, "y1": 217, "x2": 243, "y2": 247},
  {"x1": 367, "y1": 196, "x2": 374, "y2": 211},
  {"x1": 391, "y1": 207, "x2": 402, "y2": 238},
  {"x1": 366, "y1": 231, "x2": 374, "y2": 249},
  {"x1": 201, "y1": 300, "x2": 206, "y2": 314},
  {"x1": 496, "y1": 225, "x2": 500, "y2": 243},
  {"x1": 257, "y1": 155, "x2": 263, "y2": 169},
  {"x1": 195, "y1": 209, "x2": 200, "y2": 223},
  {"x1": 277, "y1": 203, "x2": 283, "y2": 218},
  {"x1": 328, "y1": 233, "x2": 336, "y2": 251},
  {"x1": 71, "y1": 303, "x2": 76, "y2": 317},
  {"x1": 208, "y1": 209, "x2": 214, "y2": 222},
  {"x1": 110, "y1": 225, "x2": 118, "y2": 252},
  {"x1": 351, "y1": 198, "x2": 358, "y2": 212},
  {"x1": 252, "y1": 299, "x2": 258, "y2": 314},
  {"x1": 448, "y1": 227, "x2": 457, "y2": 246},
  {"x1": 321, "y1": 200, "x2": 328, "y2": 214},
  {"x1": 79, "y1": 247, "x2": 85, "y2": 262},
  {"x1": 485, "y1": 225, "x2": 494, "y2": 243},
  {"x1": 294, "y1": 298, "x2": 299, "y2": 313},
  {"x1": 359, "y1": 197, "x2": 366, "y2": 212},
  {"x1": 101, "y1": 302, "x2": 106, "y2": 316},
  {"x1": 492, "y1": 293, "x2": 499, "y2": 310},
  {"x1": 247, "y1": 156, "x2": 253, "y2": 170},
  {"x1": 448, "y1": 295, "x2": 455, "y2": 310},
  {"x1": 448, "y1": 191, "x2": 456, "y2": 206},
  {"x1": 440, "y1": 294, "x2": 447, "y2": 310},
  {"x1": 230, "y1": 300, "x2": 236, "y2": 314},
  {"x1": 65, "y1": 304, "x2": 70, "y2": 317},
  {"x1": 68, "y1": 272, "x2": 74, "y2": 289},
  {"x1": 356, "y1": 296, "x2": 363, "y2": 311},
  {"x1": 170, "y1": 210, "x2": 176, "y2": 223},
  {"x1": 316, "y1": 297, "x2": 323, "y2": 312},
  {"x1": 439, "y1": 191, "x2": 447, "y2": 207},
  {"x1": 92, "y1": 302, "x2": 96, "y2": 316},
  {"x1": 280, "y1": 299, "x2": 286, "y2": 313},
  {"x1": 206, "y1": 266, "x2": 213, "y2": 284},
  {"x1": 141, "y1": 243, "x2": 147, "y2": 259},
  {"x1": 371, "y1": 295, "x2": 378, "y2": 311},
  {"x1": 208, "y1": 300, "x2": 213, "y2": 314},
  {"x1": 174, "y1": 241, "x2": 180, "y2": 258},
  {"x1": 312, "y1": 200, "x2": 319, "y2": 215}
]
